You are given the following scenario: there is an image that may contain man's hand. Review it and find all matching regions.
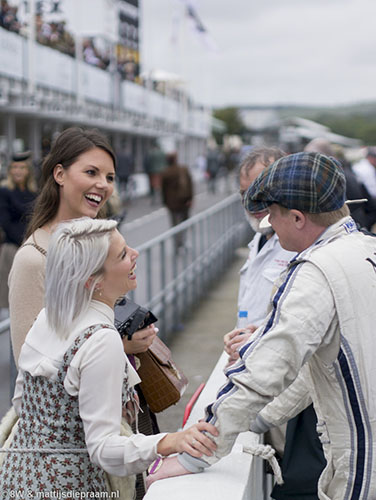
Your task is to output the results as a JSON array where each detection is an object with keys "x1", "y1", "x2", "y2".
[{"x1": 224, "y1": 325, "x2": 258, "y2": 363}]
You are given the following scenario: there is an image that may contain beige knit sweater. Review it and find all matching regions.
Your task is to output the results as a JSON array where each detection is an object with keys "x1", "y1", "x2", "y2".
[{"x1": 8, "y1": 229, "x2": 50, "y2": 365}]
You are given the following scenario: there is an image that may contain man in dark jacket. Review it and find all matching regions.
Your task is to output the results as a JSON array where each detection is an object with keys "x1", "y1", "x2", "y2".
[{"x1": 161, "y1": 152, "x2": 193, "y2": 250}]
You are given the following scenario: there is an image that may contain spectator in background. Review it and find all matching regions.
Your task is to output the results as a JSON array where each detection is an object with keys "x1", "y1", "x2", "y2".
[
  {"x1": 223, "y1": 146, "x2": 241, "y2": 193},
  {"x1": 206, "y1": 146, "x2": 221, "y2": 194},
  {"x1": 0, "y1": 151, "x2": 37, "y2": 318},
  {"x1": 116, "y1": 149, "x2": 134, "y2": 198},
  {"x1": 305, "y1": 138, "x2": 376, "y2": 231},
  {"x1": 34, "y1": 14, "x2": 75, "y2": 57},
  {"x1": 54, "y1": 20, "x2": 75, "y2": 57},
  {"x1": 83, "y1": 38, "x2": 101, "y2": 67},
  {"x1": 161, "y1": 152, "x2": 193, "y2": 251},
  {"x1": 143, "y1": 141, "x2": 166, "y2": 205},
  {"x1": 0, "y1": 0, "x2": 21, "y2": 33},
  {"x1": 352, "y1": 146, "x2": 376, "y2": 198},
  {"x1": 352, "y1": 146, "x2": 376, "y2": 231}
]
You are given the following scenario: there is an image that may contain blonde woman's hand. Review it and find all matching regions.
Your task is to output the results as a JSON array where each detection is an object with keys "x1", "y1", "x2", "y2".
[
  {"x1": 145, "y1": 456, "x2": 191, "y2": 490},
  {"x1": 157, "y1": 421, "x2": 219, "y2": 458},
  {"x1": 122, "y1": 325, "x2": 158, "y2": 354}
]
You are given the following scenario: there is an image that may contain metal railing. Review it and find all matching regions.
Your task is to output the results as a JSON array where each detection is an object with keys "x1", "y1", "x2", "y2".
[
  {"x1": 127, "y1": 193, "x2": 250, "y2": 341},
  {"x1": 144, "y1": 352, "x2": 274, "y2": 500}
]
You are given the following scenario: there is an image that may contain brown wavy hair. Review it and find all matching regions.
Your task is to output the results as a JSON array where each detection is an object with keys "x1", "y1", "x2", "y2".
[{"x1": 26, "y1": 127, "x2": 116, "y2": 238}]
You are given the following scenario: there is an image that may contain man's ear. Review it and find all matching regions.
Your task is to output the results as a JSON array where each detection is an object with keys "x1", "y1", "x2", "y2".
[
  {"x1": 290, "y1": 209, "x2": 306, "y2": 230},
  {"x1": 53, "y1": 164, "x2": 64, "y2": 186}
]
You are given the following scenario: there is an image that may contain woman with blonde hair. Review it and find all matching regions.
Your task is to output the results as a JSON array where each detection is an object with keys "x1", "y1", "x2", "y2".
[
  {"x1": 0, "y1": 217, "x2": 218, "y2": 497},
  {"x1": 0, "y1": 152, "x2": 37, "y2": 316}
]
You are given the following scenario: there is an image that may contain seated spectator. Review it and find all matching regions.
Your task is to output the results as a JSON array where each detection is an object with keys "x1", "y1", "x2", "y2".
[
  {"x1": 83, "y1": 38, "x2": 108, "y2": 69},
  {"x1": 0, "y1": 0, "x2": 21, "y2": 33}
]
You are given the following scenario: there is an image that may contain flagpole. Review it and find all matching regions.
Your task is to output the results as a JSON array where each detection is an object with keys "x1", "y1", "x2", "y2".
[
  {"x1": 27, "y1": 0, "x2": 36, "y2": 96},
  {"x1": 179, "y1": 1, "x2": 188, "y2": 164}
]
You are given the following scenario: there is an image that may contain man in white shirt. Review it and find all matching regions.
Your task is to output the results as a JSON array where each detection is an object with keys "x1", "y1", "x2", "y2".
[
  {"x1": 223, "y1": 148, "x2": 326, "y2": 500},
  {"x1": 224, "y1": 147, "x2": 294, "y2": 363},
  {"x1": 352, "y1": 147, "x2": 376, "y2": 198}
]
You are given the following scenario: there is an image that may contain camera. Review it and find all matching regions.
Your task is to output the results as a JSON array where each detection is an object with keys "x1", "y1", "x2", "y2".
[{"x1": 114, "y1": 297, "x2": 158, "y2": 340}]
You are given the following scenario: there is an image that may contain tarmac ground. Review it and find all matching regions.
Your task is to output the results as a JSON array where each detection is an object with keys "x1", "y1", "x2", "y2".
[{"x1": 155, "y1": 248, "x2": 247, "y2": 432}]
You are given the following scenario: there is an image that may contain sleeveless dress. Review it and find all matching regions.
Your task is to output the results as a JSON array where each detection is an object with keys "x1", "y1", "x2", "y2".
[{"x1": 0, "y1": 323, "x2": 133, "y2": 497}]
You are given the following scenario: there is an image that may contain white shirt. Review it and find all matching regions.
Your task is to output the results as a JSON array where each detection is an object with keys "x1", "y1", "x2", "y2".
[
  {"x1": 237, "y1": 232, "x2": 295, "y2": 327},
  {"x1": 352, "y1": 157, "x2": 376, "y2": 197},
  {"x1": 14, "y1": 300, "x2": 167, "y2": 476}
]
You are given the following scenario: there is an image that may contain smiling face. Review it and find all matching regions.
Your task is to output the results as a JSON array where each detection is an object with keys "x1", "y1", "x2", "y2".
[
  {"x1": 53, "y1": 147, "x2": 115, "y2": 222},
  {"x1": 9, "y1": 161, "x2": 30, "y2": 189},
  {"x1": 95, "y1": 230, "x2": 139, "y2": 308}
]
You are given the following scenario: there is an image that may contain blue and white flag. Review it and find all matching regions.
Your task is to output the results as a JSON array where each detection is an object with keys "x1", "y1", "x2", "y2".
[{"x1": 176, "y1": 0, "x2": 218, "y2": 52}]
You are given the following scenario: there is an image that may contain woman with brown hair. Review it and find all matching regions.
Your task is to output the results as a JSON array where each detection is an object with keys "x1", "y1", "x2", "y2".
[{"x1": 8, "y1": 127, "x2": 156, "y2": 365}]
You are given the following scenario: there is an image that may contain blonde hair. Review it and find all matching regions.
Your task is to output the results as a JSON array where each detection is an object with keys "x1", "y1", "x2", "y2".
[
  {"x1": 45, "y1": 217, "x2": 118, "y2": 338},
  {"x1": 306, "y1": 204, "x2": 350, "y2": 226},
  {"x1": 6, "y1": 159, "x2": 37, "y2": 192}
]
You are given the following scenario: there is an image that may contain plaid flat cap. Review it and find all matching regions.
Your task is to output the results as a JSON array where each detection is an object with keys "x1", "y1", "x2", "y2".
[{"x1": 245, "y1": 152, "x2": 346, "y2": 214}]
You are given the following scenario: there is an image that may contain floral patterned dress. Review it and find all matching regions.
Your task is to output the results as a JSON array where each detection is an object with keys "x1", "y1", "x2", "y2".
[{"x1": 0, "y1": 323, "x2": 130, "y2": 497}]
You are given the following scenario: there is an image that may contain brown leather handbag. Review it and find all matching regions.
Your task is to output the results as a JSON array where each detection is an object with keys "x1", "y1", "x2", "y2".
[{"x1": 136, "y1": 337, "x2": 188, "y2": 413}]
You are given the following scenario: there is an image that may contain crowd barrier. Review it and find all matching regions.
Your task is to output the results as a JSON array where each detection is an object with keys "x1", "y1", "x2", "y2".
[
  {"x1": 127, "y1": 193, "x2": 250, "y2": 342},
  {"x1": 145, "y1": 352, "x2": 274, "y2": 500}
]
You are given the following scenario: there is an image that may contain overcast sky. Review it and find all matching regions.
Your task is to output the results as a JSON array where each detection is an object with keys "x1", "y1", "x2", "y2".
[{"x1": 141, "y1": 0, "x2": 376, "y2": 108}]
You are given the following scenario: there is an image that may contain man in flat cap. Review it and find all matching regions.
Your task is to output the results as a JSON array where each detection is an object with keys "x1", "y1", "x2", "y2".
[{"x1": 158, "y1": 152, "x2": 376, "y2": 499}]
